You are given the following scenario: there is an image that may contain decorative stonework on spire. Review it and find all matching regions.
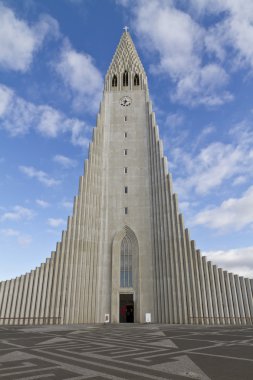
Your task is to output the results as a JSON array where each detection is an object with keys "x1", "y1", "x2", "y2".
[{"x1": 105, "y1": 30, "x2": 147, "y2": 91}]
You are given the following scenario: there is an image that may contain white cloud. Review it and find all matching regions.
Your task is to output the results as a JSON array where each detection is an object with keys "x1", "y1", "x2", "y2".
[
  {"x1": 0, "y1": 83, "x2": 91, "y2": 146},
  {"x1": 193, "y1": 185, "x2": 253, "y2": 231},
  {"x1": 48, "y1": 218, "x2": 66, "y2": 228},
  {"x1": 189, "y1": 0, "x2": 253, "y2": 71},
  {"x1": 36, "y1": 199, "x2": 50, "y2": 208},
  {"x1": 53, "y1": 154, "x2": 77, "y2": 168},
  {"x1": 203, "y1": 246, "x2": 253, "y2": 278},
  {"x1": 1, "y1": 206, "x2": 34, "y2": 222},
  {"x1": 55, "y1": 40, "x2": 103, "y2": 112},
  {"x1": 19, "y1": 166, "x2": 61, "y2": 187},
  {"x1": 0, "y1": 4, "x2": 59, "y2": 72},
  {"x1": 0, "y1": 228, "x2": 32, "y2": 246},
  {"x1": 172, "y1": 121, "x2": 253, "y2": 197},
  {"x1": 131, "y1": 0, "x2": 233, "y2": 107}
]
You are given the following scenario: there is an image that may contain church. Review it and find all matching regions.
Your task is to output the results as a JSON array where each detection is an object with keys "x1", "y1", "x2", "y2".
[{"x1": 0, "y1": 30, "x2": 253, "y2": 325}]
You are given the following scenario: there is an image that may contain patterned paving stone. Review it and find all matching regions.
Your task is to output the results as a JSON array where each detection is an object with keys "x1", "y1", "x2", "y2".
[{"x1": 0, "y1": 324, "x2": 252, "y2": 379}]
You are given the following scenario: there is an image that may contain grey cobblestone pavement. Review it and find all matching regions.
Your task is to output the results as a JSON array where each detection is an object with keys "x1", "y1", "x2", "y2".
[{"x1": 0, "y1": 324, "x2": 252, "y2": 379}]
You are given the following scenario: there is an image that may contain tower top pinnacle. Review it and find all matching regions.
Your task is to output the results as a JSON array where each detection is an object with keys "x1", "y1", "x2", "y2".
[{"x1": 106, "y1": 29, "x2": 146, "y2": 80}]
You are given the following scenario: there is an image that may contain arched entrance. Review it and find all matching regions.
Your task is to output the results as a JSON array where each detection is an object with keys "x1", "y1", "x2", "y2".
[{"x1": 111, "y1": 226, "x2": 139, "y2": 323}]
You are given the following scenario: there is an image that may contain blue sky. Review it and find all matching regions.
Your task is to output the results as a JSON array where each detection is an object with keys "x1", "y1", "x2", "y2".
[{"x1": 0, "y1": 0, "x2": 253, "y2": 280}]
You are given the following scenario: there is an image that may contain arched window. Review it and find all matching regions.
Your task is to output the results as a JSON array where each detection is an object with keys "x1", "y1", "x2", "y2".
[
  {"x1": 112, "y1": 74, "x2": 117, "y2": 87},
  {"x1": 120, "y1": 236, "x2": 133, "y2": 287},
  {"x1": 134, "y1": 73, "x2": 140, "y2": 86},
  {"x1": 123, "y1": 70, "x2": 128, "y2": 86}
]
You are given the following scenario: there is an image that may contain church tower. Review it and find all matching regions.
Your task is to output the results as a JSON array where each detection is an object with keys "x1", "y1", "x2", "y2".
[{"x1": 0, "y1": 30, "x2": 253, "y2": 325}]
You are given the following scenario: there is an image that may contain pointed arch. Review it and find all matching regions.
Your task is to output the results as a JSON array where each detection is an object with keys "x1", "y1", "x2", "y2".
[
  {"x1": 134, "y1": 73, "x2": 140, "y2": 86},
  {"x1": 123, "y1": 70, "x2": 128, "y2": 86},
  {"x1": 112, "y1": 74, "x2": 117, "y2": 87},
  {"x1": 111, "y1": 226, "x2": 139, "y2": 322}
]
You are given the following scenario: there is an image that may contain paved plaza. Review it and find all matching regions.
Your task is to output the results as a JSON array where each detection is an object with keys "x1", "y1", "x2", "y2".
[{"x1": 0, "y1": 324, "x2": 252, "y2": 379}]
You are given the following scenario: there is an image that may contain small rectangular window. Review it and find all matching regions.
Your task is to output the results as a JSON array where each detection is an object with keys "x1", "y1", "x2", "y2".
[
  {"x1": 124, "y1": 132, "x2": 127, "y2": 138},
  {"x1": 124, "y1": 207, "x2": 128, "y2": 215},
  {"x1": 124, "y1": 116, "x2": 127, "y2": 121},
  {"x1": 124, "y1": 167, "x2": 128, "y2": 174},
  {"x1": 125, "y1": 186, "x2": 128, "y2": 194},
  {"x1": 124, "y1": 149, "x2": 128, "y2": 155}
]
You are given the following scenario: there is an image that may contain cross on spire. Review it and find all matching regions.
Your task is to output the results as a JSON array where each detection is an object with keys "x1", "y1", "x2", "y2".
[{"x1": 123, "y1": 26, "x2": 129, "y2": 33}]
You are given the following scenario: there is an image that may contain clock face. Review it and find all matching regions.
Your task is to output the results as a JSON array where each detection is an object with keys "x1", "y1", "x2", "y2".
[{"x1": 120, "y1": 96, "x2": 132, "y2": 107}]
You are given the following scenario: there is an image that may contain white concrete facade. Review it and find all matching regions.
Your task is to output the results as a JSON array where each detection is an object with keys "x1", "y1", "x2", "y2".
[{"x1": 0, "y1": 31, "x2": 253, "y2": 325}]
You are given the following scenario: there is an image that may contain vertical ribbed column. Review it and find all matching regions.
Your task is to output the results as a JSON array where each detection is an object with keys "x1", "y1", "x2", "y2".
[
  {"x1": 202, "y1": 258, "x2": 213, "y2": 324},
  {"x1": 149, "y1": 117, "x2": 162, "y2": 322},
  {"x1": 164, "y1": 173, "x2": 177, "y2": 323},
  {"x1": 197, "y1": 252, "x2": 209, "y2": 324},
  {"x1": 240, "y1": 277, "x2": 251, "y2": 324},
  {"x1": 154, "y1": 132, "x2": 165, "y2": 322},
  {"x1": 79, "y1": 168, "x2": 88, "y2": 323},
  {"x1": 213, "y1": 266, "x2": 224, "y2": 324},
  {"x1": 245, "y1": 278, "x2": 253, "y2": 322},
  {"x1": 229, "y1": 273, "x2": 241, "y2": 324},
  {"x1": 1, "y1": 281, "x2": 10, "y2": 325},
  {"x1": 14, "y1": 276, "x2": 24, "y2": 324},
  {"x1": 45, "y1": 254, "x2": 55, "y2": 323},
  {"x1": 208, "y1": 262, "x2": 219, "y2": 324},
  {"x1": 224, "y1": 271, "x2": 235, "y2": 324},
  {"x1": 218, "y1": 269, "x2": 229, "y2": 324},
  {"x1": 61, "y1": 221, "x2": 72, "y2": 324},
  {"x1": 179, "y1": 214, "x2": 192, "y2": 323},
  {"x1": 191, "y1": 243, "x2": 203, "y2": 323},
  {"x1": 234, "y1": 275, "x2": 246, "y2": 325},
  {"x1": 39, "y1": 263, "x2": 49, "y2": 323},
  {"x1": 54, "y1": 233, "x2": 66, "y2": 324},
  {"x1": 5, "y1": 280, "x2": 14, "y2": 323},
  {"x1": 49, "y1": 243, "x2": 61, "y2": 323},
  {"x1": 20, "y1": 275, "x2": 29, "y2": 325},
  {"x1": 148, "y1": 114, "x2": 159, "y2": 322},
  {"x1": 35, "y1": 265, "x2": 44, "y2": 324},
  {"x1": 0, "y1": 281, "x2": 5, "y2": 325},
  {"x1": 173, "y1": 205, "x2": 187, "y2": 323},
  {"x1": 185, "y1": 229, "x2": 198, "y2": 324},
  {"x1": 9, "y1": 278, "x2": 19, "y2": 324},
  {"x1": 30, "y1": 268, "x2": 39, "y2": 324},
  {"x1": 159, "y1": 156, "x2": 170, "y2": 323}
]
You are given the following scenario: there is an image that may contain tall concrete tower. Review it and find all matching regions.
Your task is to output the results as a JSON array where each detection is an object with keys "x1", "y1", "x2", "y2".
[{"x1": 0, "y1": 31, "x2": 253, "y2": 325}]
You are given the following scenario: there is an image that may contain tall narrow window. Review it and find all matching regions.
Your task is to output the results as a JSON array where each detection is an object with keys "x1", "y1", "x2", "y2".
[
  {"x1": 134, "y1": 73, "x2": 140, "y2": 86},
  {"x1": 112, "y1": 74, "x2": 117, "y2": 87},
  {"x1": 124, "y1": 167, "x2": 128, "y2": 174},
  {"x1": 124, "y1": 207, "x2": 128, "y2": 215},
  {"x1": 124, "y1": 149, "x2": 128, "y2": 155},
  {"x1": 124, "y1": 132, "x2": 127, "y2": 138},
  {"x1": 124, "y1": 116, "x2": 127, "y2": 121},
  {"x1": 123, "y1": 70, "x2": 128, "y2": 86},
  {"x1": 125, "y1": 186, "x2": 128, "y2": 194},
  {"x1": 120, "y1": 236, "x2": 132, "y2": 287}
]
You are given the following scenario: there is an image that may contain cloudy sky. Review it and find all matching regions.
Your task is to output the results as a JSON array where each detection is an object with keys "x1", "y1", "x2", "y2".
[{"x1": 0, "y1": 0, "x2": 253, "y2": 280}]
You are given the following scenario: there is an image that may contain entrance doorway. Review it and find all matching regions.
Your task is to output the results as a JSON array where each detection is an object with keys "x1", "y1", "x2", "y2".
[{"x1": 119, "y1": 294, "x2": 134, "y2": 323}]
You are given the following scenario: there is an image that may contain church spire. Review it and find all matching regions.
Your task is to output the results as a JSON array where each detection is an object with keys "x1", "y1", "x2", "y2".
[{"x1": 105, "y1": 29, "x2": 147, "y2": 91}]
